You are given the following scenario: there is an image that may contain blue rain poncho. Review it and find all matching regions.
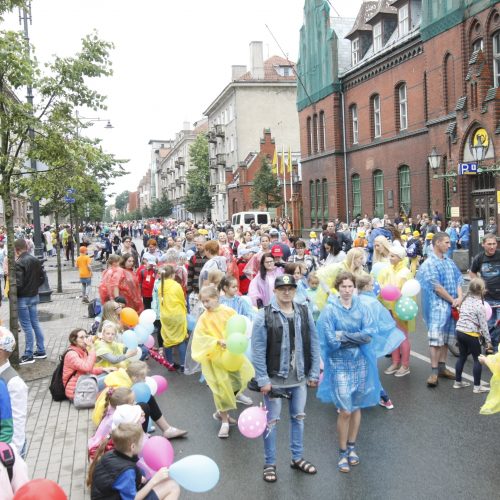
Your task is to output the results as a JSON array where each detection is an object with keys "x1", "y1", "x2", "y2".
[
  {"x1": 220, "y1": 295, "x2": 256, "y2": 320},
  {"x1": 358, "y1": 291, "x2": 405, "y2": 358},
  {"x1": 317, "y1": 295, "x2": 381, "y2": 411}
]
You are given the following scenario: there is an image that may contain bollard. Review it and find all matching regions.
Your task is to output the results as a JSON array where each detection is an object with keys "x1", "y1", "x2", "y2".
[{"x1": 37, "y1": 257, "x2": 53, "y2": 303}]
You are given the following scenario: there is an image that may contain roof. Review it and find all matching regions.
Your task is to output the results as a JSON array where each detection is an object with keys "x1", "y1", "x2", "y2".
[
  {"x1": 366, "y1": 0, "x2": 397, "y2": 25},
  {"x1": 193, "y1": 120, "x2": 208, "y2": 134},
  {"x1": 236, "y1": 55, "x2": 296, "y2": 82},
  {"x1": 345, "y1": 1, "x2": 378, "y2": 39}
]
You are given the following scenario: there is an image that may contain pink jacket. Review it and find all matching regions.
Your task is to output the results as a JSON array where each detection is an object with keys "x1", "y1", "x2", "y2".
[{"x1": 62, "y1": 346, "x2": 103, "y2": 400}]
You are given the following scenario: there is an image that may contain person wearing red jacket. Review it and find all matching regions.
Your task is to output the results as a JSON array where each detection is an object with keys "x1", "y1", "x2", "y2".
[
  {"x1": 137, "y1": 257, "x2": 157, "y2": 310},
  {"x1": 237, "y1": 248, "x2": 255, "y2": 295}
]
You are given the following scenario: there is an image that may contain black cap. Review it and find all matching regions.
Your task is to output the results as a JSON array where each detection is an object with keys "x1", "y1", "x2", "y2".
[
  {"x1": 114, "y1": 296, "x2": 127, "y2": 305},
  {"x1": 274, "y1": 274, "x2": 297, "y2": 289}
]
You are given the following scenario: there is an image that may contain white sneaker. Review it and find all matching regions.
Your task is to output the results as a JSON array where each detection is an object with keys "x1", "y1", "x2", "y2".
[
  {"x1": 394, "y1": 366, "x2": 410, "y2": 378},
  {"x1": 453, "y1": 381, "x2": 471, "y2": 389},
  {"x1": 384, "y1": 364, "x2": 400, "y2": 375},
  {"x1": 473, "y1": 385, "x2": 490, "y2": 393},
  {"x1": 236, "y1": 393, "x2": 253, "y2": 405}
]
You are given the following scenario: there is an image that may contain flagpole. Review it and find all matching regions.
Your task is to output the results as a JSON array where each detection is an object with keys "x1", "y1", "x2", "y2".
[
  {"x1": 288, "y1": 146, "x2": 293, "y2": 202},
  {"x1": 282, "y1": 145, "x2": 287, "y2": 218}
]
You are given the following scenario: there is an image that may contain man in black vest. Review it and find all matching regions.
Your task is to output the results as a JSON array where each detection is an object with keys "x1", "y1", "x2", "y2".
[{"x1": 251, "y1": 275, "x2": 320, "y2": 483}]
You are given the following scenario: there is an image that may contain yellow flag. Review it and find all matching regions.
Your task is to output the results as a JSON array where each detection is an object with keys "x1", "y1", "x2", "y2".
[
  {"x1": 272, "y1": 147, "x2": 278, "y2": 174},
  {"x1": 288, "y1": 147, "x2": 292, "y2": 174},
  {"x1": 281, "y1": 145, "x2": 285, "y2": 175}
]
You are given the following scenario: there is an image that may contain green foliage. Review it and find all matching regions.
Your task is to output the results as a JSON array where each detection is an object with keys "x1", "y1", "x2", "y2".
[
  {"x1": 185, "y1": 134, "x2": 212, "y2": 214},
  {"x1": 141, "y1": 195, "x2": 173, "y2": 219},
  {"x1": 251, "y1": 158, "x2": 282, "y2": 210},
  {"x1": 115, "y1": 190, "x2": 129, "y2": 211}
]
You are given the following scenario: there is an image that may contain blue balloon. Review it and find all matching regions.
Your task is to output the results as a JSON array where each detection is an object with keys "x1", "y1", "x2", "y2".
[
  {"x1": 134, "y1": 324, "x2": 149, "y2": 344},
  {"x1": 187, "y1": 314, "x2": 196, "y2": 332},
  {"x1": 122, "y1": 330, "x2": 139, "y2": 350},
  {"x1": 168, "y1": 455, "x2": 220, "y2": 493},
  {"x1": 132, "y1": 382, "x2": 151, "y2": 403},
  {"x1": 373, "y1": 281, "x2": 381, "y2": 297},
  {"x1": 142, "y1": 322, "x2": 155, "y2": 336}
]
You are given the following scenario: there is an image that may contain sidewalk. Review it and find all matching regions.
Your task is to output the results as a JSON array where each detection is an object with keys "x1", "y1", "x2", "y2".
[{"x1": 1, "y1": 258, "x2": 100, "y2": 500}]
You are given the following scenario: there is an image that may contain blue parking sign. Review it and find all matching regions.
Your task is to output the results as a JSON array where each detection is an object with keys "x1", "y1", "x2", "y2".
[{"x1": 458, "y1": 162, "x2": 478, "y2": 175}]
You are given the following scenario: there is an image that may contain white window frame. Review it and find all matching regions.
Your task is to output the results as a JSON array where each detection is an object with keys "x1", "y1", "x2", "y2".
[
  {"x1": 398, "y1": 4, "x2": 409, "y2": 37},
  {"x1": 351, "y1": 105, "x2": 358, "y2": 144},
  {"x1": 352, "y1": 38, "x2": 360, "y2": 65},
  {"x1": 399, "y1": 84, "x2": 408, "y2": 130},
  {"x1": 373, "y1": 22, "x2": 382, "y2": 52},
  {"x1": 373, "y1": 95, "x2": 381, "y2": 138},
  {"x1": 493, "y1": 32, "x2": 500, "y2": 88},
  {"x1": 472, "y1": 38, "x2": 483, "y2": 53}
]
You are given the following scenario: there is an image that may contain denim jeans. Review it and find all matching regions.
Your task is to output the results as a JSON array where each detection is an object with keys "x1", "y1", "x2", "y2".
[
  {"x1": 487, "y1": 299, "x2": 500, "y2": 351},
  {"x1": 263, "y1": 384, "x2": 307, "y2": 465},
  {"x1": 80, "y1": 277, "x2": 91, "y2": 297},
  {"x1": 18, "y1": 295, "x2": 45, "y2": 357},
  {"x1": 164, "y1": 340, "x2": 187, "y2": 366}
]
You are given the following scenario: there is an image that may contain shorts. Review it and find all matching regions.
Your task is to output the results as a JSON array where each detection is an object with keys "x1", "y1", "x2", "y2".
[
  {"x1": 80, "y1": 277, "x2": 92, "y2": 285},
  {"x1": 428, "y1": 326, "x2": 455, "y2": 347}
]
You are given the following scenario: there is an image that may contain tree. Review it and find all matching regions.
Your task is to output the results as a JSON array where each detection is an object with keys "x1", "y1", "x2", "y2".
[
  {"x1": 152, "y1": 195, "x2": 173, "y2": 218},
  {"x1": 115, "y1": 190, "x2": 129, "y2": 212},
  {"x1": 252, "y1": 158, "x2": 282, "y2": 210},
  {"x1": 185, "y1": 134, "x2": 212, "y2": 215}
]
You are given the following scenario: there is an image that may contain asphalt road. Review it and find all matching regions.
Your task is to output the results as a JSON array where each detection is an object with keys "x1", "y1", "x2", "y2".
[{"x1": 134, "y1": 238, "x2": 500, "y2": 500}]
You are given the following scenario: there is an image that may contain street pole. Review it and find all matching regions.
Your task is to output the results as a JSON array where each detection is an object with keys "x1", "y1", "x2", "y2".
[{"x1": 20, "y1": 5, "x2": 43, "y2": 258}]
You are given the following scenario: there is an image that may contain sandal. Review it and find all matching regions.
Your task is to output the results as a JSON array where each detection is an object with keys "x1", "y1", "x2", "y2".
[
  {"x1": 218, "y1": 422, "x2": 229, "y2": 439},
  {"x1": 338, "y1": 451, "x2": 350, "y2": 473},
  {"x1": 290, "y1": 458, "x2": 317, "y2": 474},
  {"x1": 347, "y1": 448, "x2": 359, "y2": 466},
  {"x1": 213, "y1": 412, "x2": 237, "y2": 425},
  {"x1": 263, "y1": 465, "x2": 277, "y2": 483}
]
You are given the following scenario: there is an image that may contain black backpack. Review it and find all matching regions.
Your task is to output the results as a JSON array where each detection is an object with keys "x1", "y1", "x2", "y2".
[
  {"x1": 88, "y1": 298, "x2": 101, "y2": 318},
  {"x1": 49, "y1": 350, "x2": 76, "y2": 401}
]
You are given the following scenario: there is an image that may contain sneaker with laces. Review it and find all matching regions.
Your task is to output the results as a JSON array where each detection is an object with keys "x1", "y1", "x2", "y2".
[
  {"x1": 236, "y1": 393, "x2": 253, "y2": 405},
  {"x1": 394, "y1": 366, "x2": 410, "y2": 377},
  {"x1": 384, "y1": 364, "x2": 400, "y2": 375},
  {"x1": 473, "y1": 385, "x2": 490, "y2": 393},
  {"x1": 19, "y1": 355, "x2": 35, "y2": 365},
  {"x1": 379, "y1": 399, "x2": 394, "y2": 410},
  {"x1": 453, "y1": 381, "x2": 471, "y2": 389},
  {"x1": 33, "y1": 351, "x2": 47, "y2": 359}
]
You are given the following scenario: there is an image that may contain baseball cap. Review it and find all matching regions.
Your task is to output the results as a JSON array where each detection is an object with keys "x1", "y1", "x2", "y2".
[
  {"x1": 413, "y1": 231, "x2": 420, "y2": 237},
  {"x1": 0, "y1": 327, "x2": 15, "y2": 352},
  {"x1": 309, "y1": 231, "x2": 317, "y2": 238},
  {"x1": 112, "y1": 404, "x2": 143, "y2": 430},
  {"x1": 358, "y1": 231, "x2": 366, "y2": 237},
  {"x1": 115, "y1": 296, "x2": 127, "y2": 305},
  {"x1": 426, "y1": 233, "x2": 434, "y2": 240},
  {"x1": 389, "y1": 245, "x2": 406, "y2": 259},
  {"x1": 372, "y1": 218, "x2": 382, "y2": 227},
  {"x1": 269, "y1": 228, "x2": 279, "y2": 236},
  {"x1": 270, "y1": 245, "x2": 284, "y2": 257},
  {"x1": 274, "y1": 274, "x2": 297, "y2": 289},
  {"x1": 404, "y1": 228, "x2": 411, "y2": 234}
]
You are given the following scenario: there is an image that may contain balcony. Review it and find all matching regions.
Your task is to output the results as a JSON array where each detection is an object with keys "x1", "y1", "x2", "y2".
[
  {"x1": 207, "y1": 130, "x2": 217, "y2": 144},
  {"x1": 215, "y1": 124, "x2": 225, "y2": 138},
  {"x1": 209, "y1": 157, "x2": 218, "y2": 169},
  {"x1": 216, "y1": 153, "x2": 226, "y2": 166},
  {"x1": 179, "y1": 177, "x2": 186, "y2": 185},
  {"x1": 177, "y1": 156, "x2": 185, "y2": 166},
  {"x1": 167, "y1": 166, "x2": 174, "y2": 174},
  {"x1": 210, "y1": 184, "x2": 217, "y2": 194}
]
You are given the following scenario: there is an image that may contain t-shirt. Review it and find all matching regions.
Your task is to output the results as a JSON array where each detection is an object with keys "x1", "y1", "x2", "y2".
[
  {"x1": 471, "y1": 250, "x2": 500, "y2": 301},
  {"x1": 76, "y1": 254, "x2": 92, "y2": 278}
]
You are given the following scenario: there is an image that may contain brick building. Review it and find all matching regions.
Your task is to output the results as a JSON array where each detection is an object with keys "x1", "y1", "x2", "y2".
[{"x1": 297, "y1": 0, "x2": 500, "y2": 232}]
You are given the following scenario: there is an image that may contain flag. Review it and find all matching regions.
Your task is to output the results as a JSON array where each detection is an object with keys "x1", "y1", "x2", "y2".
[
  {"x1": 272, "y1": 147, "x2": 278, "y2": 175},
  {"x1": 288, "y1": 147, "x2": 292, "y2": 174},
  {"x1": 281, "y1": 145, "x2": 285, "y2": 175}
]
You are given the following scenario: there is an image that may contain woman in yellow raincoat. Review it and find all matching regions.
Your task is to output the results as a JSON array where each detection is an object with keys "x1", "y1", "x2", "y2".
[
  {"x1": 159, "y1": 265, "x2": 188, "y2": 370},
  {"x1": 378, "y1": 245, "x2": 413, "y2": 377},
  {"x1": 480, "y1": 352, "x2": 500, "y2": 414},
  {"x1": 192, "y1": 286, "x2": 255, "y2": 438}
]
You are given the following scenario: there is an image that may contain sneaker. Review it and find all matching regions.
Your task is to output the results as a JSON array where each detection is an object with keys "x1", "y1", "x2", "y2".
[
  {"x1": 384, "y1": 364, "x2": 400, "y2": 375},
  {"x1": 427, "y1": 374, "x2": 439, "y2": 387},
  {"x1": 163, "y1": 426, "x2": 188, "y2": 439},
  {"x1": 19, "y1": 355, "x2": 35, "y2": 365},
  {"x1": 453, "y1": 381, "x2": 471, "y2": 389},
  {"x1": 394, "y1": 366, "x2": 410, "y2": 378},
  {"x1": 473, "y1": 385, "x2": 490, "y2": 393},
  {"x1": 236, "y1": 393, "x2": 253, "y2": 405},
  {"x1": 213, "y1": 412, "x2": 237, "y2": 425},
  {"x1": 33, "y1": 351, "x2": 47, "y2": 359},
  {"x1": 438, "y1": 368, "x2": 455, "y2": 380},
  {"x1": 218, "y1": 422, "x2": 230, "y2": 439},
  {"x1": 379, "y1": 399, "x2": 394, "y2": 410}
]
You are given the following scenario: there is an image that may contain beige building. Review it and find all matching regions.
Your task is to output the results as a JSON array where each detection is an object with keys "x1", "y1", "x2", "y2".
[
  {"x1": 203, "y1": 41, "x2": 300, "y2": 222},
  {"x1": 148, "y1": 139, "x2": 173, "y2": 202}
]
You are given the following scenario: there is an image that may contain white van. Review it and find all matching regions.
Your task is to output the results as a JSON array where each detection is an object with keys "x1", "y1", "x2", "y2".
[{"x1": 231, "y1": 211, "x2": 271, "y2": 230}]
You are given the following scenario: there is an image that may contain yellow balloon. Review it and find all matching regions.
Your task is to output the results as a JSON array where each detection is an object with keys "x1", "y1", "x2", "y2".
[{"x1": 221, "y1": 351, "x2": 244, "y2": 372}]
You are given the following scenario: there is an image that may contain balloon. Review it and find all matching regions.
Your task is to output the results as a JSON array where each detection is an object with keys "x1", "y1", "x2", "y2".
[
  {"x1": 225, "y1": 315, "x2": 247, "y2": 337},
  {"x1": 123, "y1": 330, "x2": 139, "y2": 350},
  {"x1": 145, "y1": 376, "x2": 158, "y2": 396},
  {"x1": 380, "y1": 285, "x2": 402, "y2": 302},
  {"x1": 145, "y1": 335, "x2": 155, "y2": 349},
  {"x1": 168, "y1": 455, "x2": 220, "y2": 493},
  {"x1": 401, "y1": 279, "x2": 421, "y2": 297},
  {"x1": 373, "y1": 280, "x2": 381, "y2": 297},
  {"x1": 142, "y1": 436, "x2": 174, "y2": 471},
  {"x1": 238, "y1": 406, "x2": 267, "y2": 438},
  {"x1": 226, "y1": 332, "x2": 249, "y2": 355},
  {"x1": 137, "y1": 457, "x2": 155, "y2": 481},
  {"x1": 395, "y1": 297, "x2": 419, "y2": 321},
  {"x1": 135, "y1": 324, "x2": 150, "y2": 344},
  {"x1": 371, "y1": 262, "x2": 390, "y2": 279},
  {"x1": 152, "y1": 375, "x2": 168, "y2": 395},
  {"x1": 129, "y1": 348, "x2": 142, "y2": 362},
  {"x1": 132, "y1": 382, "x2": 151, "y2": 403},
  {"x1": 139, "y1": 309, "x2": 157, "y2": 324},
  {"x1": 121, "y1": 307, "x2": 139, "y2": 328},
  {"x1": 221, "y1": 351, "x2": 244, "y2": 371},
  {"x1": 485, "y1": 302, "x2": 493, "y2": 321},
  {"x1": 187, "y1": 314, "x2": 197, "y2": 331},
  {"x1": 14, "y1": 479, "x2": 67, "y2": 500}
]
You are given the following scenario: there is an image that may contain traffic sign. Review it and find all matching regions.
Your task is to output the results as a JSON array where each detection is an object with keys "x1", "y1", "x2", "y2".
[
  {"x1": 64, "y1": 196, "x2": 75, "y2": 204},
  {"x1": 67, "y1": 188, "x2": 76, "y2": 194},
  {"x1": 458, "y1": 162, "x2": 478, "y2": 175}
]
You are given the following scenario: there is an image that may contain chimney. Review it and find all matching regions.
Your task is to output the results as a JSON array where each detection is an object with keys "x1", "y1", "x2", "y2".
[
  {"x1": 232, "y1": 65, "x2": 247, "y2": 80},
  {"x1": 183, "y1": 121, "x2": 191, "y2": 131},
  {"x1": 249, "y1": 41, "x2": 264, "y2": 79}
]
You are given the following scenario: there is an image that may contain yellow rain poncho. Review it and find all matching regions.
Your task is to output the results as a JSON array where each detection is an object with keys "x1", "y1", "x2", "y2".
[
  {"x1": 191, "y1": 304, "x2": 254, "y2": 412},
  {"x1": 159, "y1": 278, "x2": 188, "y2": 348},
  {"x1": 95, "y1": 341, "x2": 129, "y2": 369},
  {"x1": 480, "y1": 353, "x2": 500, "y2": 415}
]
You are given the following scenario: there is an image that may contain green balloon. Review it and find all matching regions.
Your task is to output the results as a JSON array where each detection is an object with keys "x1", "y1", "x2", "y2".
[
  {"x1": 226, "y1": 333, "x2": 249, "y2": 355},
  {"x1": 395, "y1": 297, "x2": 418, "y2": 321},
  {"x1": 225, "y1": 315, "x2": 247, "y2": 338}
]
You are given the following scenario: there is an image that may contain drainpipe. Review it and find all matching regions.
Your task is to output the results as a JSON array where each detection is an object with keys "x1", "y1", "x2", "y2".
[{"x1": 341, "y1": 89, "x2": 350, "y2": 224}]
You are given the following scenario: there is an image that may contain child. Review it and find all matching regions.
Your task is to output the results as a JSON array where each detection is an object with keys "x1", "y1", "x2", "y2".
[
  {"x1": 454, "y1": 277, "x2": 492, "y2": 393},
  {"x1": 191, "y1": 286, "x2": 255, "y2": 438},
  {"x1": 95, "y1": 321, "x2": 139, "y2": 369},
  {"x1": 88, "y1": 423, "x2": 180, "y2": 500},
  {"x1": 236, "y1": 248, "x2": 254, "y2": 295},
  {"x1": 353, "y1": 231, "x2": 368, "y2": 248},
  {"x1": 479, "y1": 352, "x2": 500, "y2": 414},
  {"x1": 76, "y1": 245, "x2": 92, "y2": 303},
  {"x1": 206, "y1": 269, "x2": 225, "y2": 290},
  {"x1": 219, "y1": 275, "x2": 255, "y2": 319},
  {"x1": 138, "y1": 257, "x2": 157, "y2": 310},
  {"x1": 305, "y1": 271, "x2": 322, "y2": 322}
]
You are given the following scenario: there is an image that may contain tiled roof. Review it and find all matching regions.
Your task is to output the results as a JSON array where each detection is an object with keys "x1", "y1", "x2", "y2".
[
  {"x1": 236, "y1": 55, "x2": 296, "y2": 82},
  {"x1": 193, "y1": 121, "x2": 208, "y2": 134},
  {"x1": 445, "y1": 122, "x2": 457, "y2": 135},
  {"x1": 367, "y1": 0, "x2": 397, "y2": 22},
  {"x1": 455, "y1": 96, "x2": 467, "y2": 111},
  {"x1": 345, "y1": 1, "x2": 378, "y2": 39},
  {"x1": 485, "y1": 87, "x2": 498, "y2": 102}
]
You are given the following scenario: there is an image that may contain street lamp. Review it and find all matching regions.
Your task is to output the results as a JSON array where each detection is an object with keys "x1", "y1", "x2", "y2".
[
  {"x1": 471, "y1": 138, "x2": 486, "y2": 163},
  {"x1": 428, "y1": 147, "x2": 457, "y2": 219},
  {"x1": 428, "y1": 147, "x2": 441, "y2": 170}
]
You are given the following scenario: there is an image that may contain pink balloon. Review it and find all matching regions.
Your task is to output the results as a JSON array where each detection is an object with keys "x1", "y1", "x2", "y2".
[
  {"x1": 142, "y1": 436, "x2": 174, "y2": 471},
  {"x1": 484, "y1": 302, "x2": 493, "y2": 321},
  {"x1": 152, "y1": 375, "x2": 168, "y2": 395},
  {"x1": 380, "y1": 285, "x2": 402, "y2": 302},
  {"x1": 145, "y1": 335, "x2": 155, "y2": 349},
  {"x1": 238, "y1": 406, "x2": 267, "y2": 439}
]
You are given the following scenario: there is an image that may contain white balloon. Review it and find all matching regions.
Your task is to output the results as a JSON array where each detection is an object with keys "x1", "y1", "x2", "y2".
[
  {"x1": 401, "y1": 279, "x2": 421, "y2": 297},
  {"x1": 139, "y1": 309, "x2": 157, "y2": 325},
  {"x1": 145, "y1": 376, "x2": 158, "y2": 396}
]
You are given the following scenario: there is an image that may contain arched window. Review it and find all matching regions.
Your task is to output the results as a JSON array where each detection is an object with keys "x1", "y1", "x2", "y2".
[
  {"x1": 322, "y1": 179, "x2": 329, "y2": 219},
  {"x1": 306, "y1": 117, "x2": 312, "y2": 155},
  {"x1": 319, "y1": 111, "x2": 326, "y2": 152},
  {"x1": 312, "y1": 114, "x2": 318, "y2": 153},
  {"x1": 310, "y1": 181, "x2": 316, "y2": 223},
  {"x1": 443, "y1": 53, "x2": 456, "y2": 113},
  {"x1": 398, "y1": 166, "x2": 411, "y2": 216},
  {"x1": 395, "y1": 83, "x2": 408, "y2": 131},
  {"x1": 316, "y1": 179, "x2": 322, "y2": 223},
  {"x1": 373, "y1": 170, "x2": 384, "y2": 218},
  {"x1": 350, "y1": 104, "x2": 358, "y2": 144},
  {"x1": 493, "y1": 31, "x2": 500, "y2": 88},
  {"x1": 352, "y1": 174, "x2": 361, "y2": 217}
]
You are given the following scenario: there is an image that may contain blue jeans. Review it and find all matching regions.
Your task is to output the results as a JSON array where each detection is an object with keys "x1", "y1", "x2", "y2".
[
  {"x1": 18, "y1": 295, "x2": 45, "y2": 357},
  {"x1": 487, "y1": 299, "x2": 500, "y2": 352},
  {"x1": 263, "y1": 384, "x2": 307, "y2": 465},
  {"x1": 164, "y1": 340, "x2": 187, "y2": 367}
]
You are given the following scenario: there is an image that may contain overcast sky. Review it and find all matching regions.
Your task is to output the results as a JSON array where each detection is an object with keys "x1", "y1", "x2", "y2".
[{"x1": 3, "y1": 0, "x2": 362, "y2": 200}]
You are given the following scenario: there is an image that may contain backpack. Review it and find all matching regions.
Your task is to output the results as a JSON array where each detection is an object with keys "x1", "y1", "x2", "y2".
[
  {"x1": 406, "y1": 241, "x2": 418, "y2": 258},
  {"x1": 49, "y1": 350, "x2": 76, "y2": 402},
  {"x1": 88, "y1": 298, "x2": 101, "y2": 318},
  {"x1": 73, "y1": 375, "x2": 99, "y2": 409},
  {"x1": 0, "y1": 442, "x2": 14, "y2": 482}
]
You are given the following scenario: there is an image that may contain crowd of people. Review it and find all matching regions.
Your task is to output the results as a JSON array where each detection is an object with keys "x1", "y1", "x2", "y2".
[{"x1": 1, "y1": 211, "x2": 500, "y2": 497}]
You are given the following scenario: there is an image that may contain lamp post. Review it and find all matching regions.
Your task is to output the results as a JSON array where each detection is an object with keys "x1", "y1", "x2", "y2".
[{"x1": 428, "y1": 147, "x2": 457, "y2": 219}]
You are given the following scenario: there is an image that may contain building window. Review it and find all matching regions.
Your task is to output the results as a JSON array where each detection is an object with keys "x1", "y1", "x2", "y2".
[
  {"x1": 398, "y1": 84, "x2": 408, "y2": 131},
  {"x1": 472, "y1": 38, "x2": 483, "y2": 53},
  {"x1": 398, "y1": 3, "x2": 409, "y2": 37},
  {"x1": 373, "y1": 170, "x2": 384, "y2": 217},
  {"x1": 276, "y1": 65, "x2": 293, "y2": 76},
  {"x1": 310, "y1": 181, "x2": 316, "y2": 223},
  {"x1": 312, "y1": 114, "x2": 318, "y2": 153},
  {"x1": 319, "y1": 111, "x2": 326, "y2": 152},
  {"x1": 443, "y1": 53, "x2": 456, "y2": 113},
  {"x1": 322, "y1": 179, "x2": 329, "y2": 219},
  {"x1": 351, "y1": 105, "x2": 358, "y2": 144},
  {"x1": 399, "y1": 165, "x2": 411, "y2": 215},
  {"x1": 371, "y1": 94, "x2": 381, "y2": 138},
  {"x1": 373, "y1": 22, "x2": 382, "y2": 52},
  {"x1": 352, "y1": 37, "x2": 360, "y2": 65},
  {"x1": 352, "y1": 174, "x2": 361, "y2": 217},
  {"x1": 306, "y1": 117, "x2": 312, "y2": 155},
  {"x1": 316, "y1": 180, "x2": 322, "y2": 223},
  {"x1": 493, "y1": 32, "x2": 500, "y2": 88}
]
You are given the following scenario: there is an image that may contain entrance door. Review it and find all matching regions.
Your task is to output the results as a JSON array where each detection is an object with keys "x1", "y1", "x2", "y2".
[{"x1": 472, "y1": 192, "x2": 496, "y2": 220}]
